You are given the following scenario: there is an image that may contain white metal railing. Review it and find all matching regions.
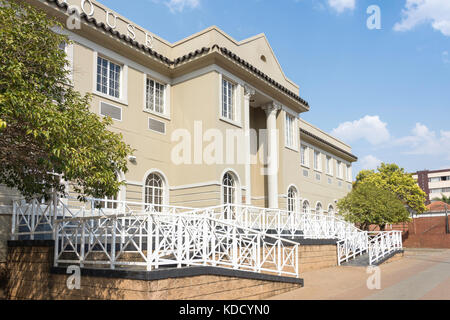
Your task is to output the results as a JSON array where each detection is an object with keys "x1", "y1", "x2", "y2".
[
  {"x1": 11, "y1": 196, "x2": 403, "y2": 267},
  {"x1": 53, "y1": 212, "x2": 299, "y2": 278},
  {"x1": 188, "y1": 204, "x2": 401, "y2": 266},
  {"x1": 368, "y1": 231, "x2": 403, "y2": 265},
  {"x1": 337, "y1": 231, "x2": 369, "y2": 265},
  {"x1": 11, "y1": 196, "x2": 194, "y2": 240},
  {"x1": 188, "y1": 204, "x2": 362, "y2": 240}
]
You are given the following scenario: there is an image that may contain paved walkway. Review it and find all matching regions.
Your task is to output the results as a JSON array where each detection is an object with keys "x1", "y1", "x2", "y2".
[{"x1": 271, "y1": 249, "x2": 450, "y2": 300}]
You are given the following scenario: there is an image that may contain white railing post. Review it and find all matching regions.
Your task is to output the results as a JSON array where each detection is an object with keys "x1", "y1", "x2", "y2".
[
  {"x1": 177, "y1": 216, "x2": 183, "y2": 268},
  {"x1": 11, "y1": 200, "x2": 17, "y2": 240},
  {"x1": 53, "y1": 222, "x2": 59, "y2": 267},
  {"x1": 111, "y1": 218, "x2": 117, "y2": 270},
  {"x1": 277, "y1": 210, "x2": 281, "y2": 237},
  {"x1": 256, "y1": 233, "x2": 261, "y2": 273},
  {"x1": 52, "y1": 192, "x2": 58, "y2": 235},
  {"x1": 30, "y1": 199, "x2": 36, "y2": 240},
  {"x1": 80, "y1": 220, "x2": 85, "y2": 268},
  {"x1": 232, "y1": 226, "x2": 238, "y2": 269},
  {"x1": 211, "y1": 219, "x2": 216, "y2": 267},
  {"x1": 202, "y1": 216, "x2": 208, "y2": 265},
  {"x1": 147, "y1": 215, "x2": 153, "y2": 271},
  {"x1": 277, "y1": 239, "x2": 282, "y2": 275}
]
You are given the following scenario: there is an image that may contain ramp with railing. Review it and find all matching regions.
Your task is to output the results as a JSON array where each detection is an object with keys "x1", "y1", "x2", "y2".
[
  {"x1": 53, "y1": 212, "x2": 299, "y2": 277},
  {"x1": 10, "y1": 196, "x2": 403, "y2": 268}
]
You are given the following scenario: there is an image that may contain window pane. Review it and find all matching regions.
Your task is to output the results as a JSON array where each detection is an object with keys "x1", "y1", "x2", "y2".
[
  {"x1": 222, "y1": 79, "x2": 235, "y2": 121},
  {"x1": 146, "y1": 78, "x2": 165, "y2": 114},
  {"x1": 97, "y1": 57, "x2": 121, "y2": 98}
]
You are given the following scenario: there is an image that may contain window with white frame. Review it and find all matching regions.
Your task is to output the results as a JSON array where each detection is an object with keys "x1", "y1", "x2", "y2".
[
  {"x1": 314, "y1": 150, "x2": 321, "y2": 171},
  {"x1": 97, "y1": 56, "x2": 121, "y2": 98},
  {"x1": 328, "y1": 205, "x2": 335, "y2": 216},
  {"x1": 301, "y1": 145, "x2": 309, "y2": 167},
  {"x1": 222, "y1": 172, "x2": 237, "y2": 205},
  {"x1": 326, "y1": 156, "x2": 333, "y2": 175},
  {"x1": 316, "y1": 202, "x2": 323, "y2": 214},
  {"x1": 287, "y1": 186, "x2": 298, "y2": 213},
  {"x1": 222, "y1": 78, "x2": 236, "y2": 121},
  {"x1": 346, "y1": 164, "x2": 352, "y2": 182},
  {"x1": 285, "y1": 113, "x2": 296, "y2": 148},
  {"x1": 144, "y1": 173, "x2": 165, "y2": 212},
  {"x1": 58, "y1": 41, "x2": 73, "y2": 81},
  {"x1": 302, "y1": 200, "x2": 310, "y2": 214},
  {"x1": 337, "y1": 160, "x2": 342, "y2": 179},
  {"x1": 146, "y1": 77, "x2": 165, "y2": 114}
]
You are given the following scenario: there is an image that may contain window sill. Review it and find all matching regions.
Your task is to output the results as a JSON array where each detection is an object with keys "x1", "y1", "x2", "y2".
[
  {"x1": 93, "y1": 91, "x2": 128, "y2": 106},
  {"x1": 219, "y1": 117, "x2": 242, "y2": 128},
  {"x1": 301, "y1": 164, "x2": 310, "y2": 169},
  {"x1": 143, "y1": 108, "x2": 171, "y2": 121},
  {"x1": 285, "y1": 145, "x2": 298, "y2": 153}
]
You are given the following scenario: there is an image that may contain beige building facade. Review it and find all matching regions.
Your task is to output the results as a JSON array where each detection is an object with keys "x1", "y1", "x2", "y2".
[{"x1": 2, "y1": 0, "x2": 357, "y2": 216}]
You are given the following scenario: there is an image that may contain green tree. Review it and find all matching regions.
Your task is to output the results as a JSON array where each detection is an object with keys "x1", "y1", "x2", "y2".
[
  {"x1": 0, "y1": 0, "x2": 133, "y2": 200},
  {"x1": 337, "y1": 182, "x2": 410, "y2": 231},
  {"x1": 355, "y1": 163, "x2": 427, "y2": 214}
]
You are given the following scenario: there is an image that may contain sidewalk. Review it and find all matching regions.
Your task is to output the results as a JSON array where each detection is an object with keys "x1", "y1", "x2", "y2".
[{"x1": 270, "y1": 249, "x2": 450, "y2": 300}]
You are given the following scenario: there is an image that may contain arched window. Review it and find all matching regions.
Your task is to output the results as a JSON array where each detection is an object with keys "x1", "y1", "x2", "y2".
[
  {"x1": 222, "y1": 172, "x2": 236, "y2": 205},
  {"x1": 287, "y1": 186, "x2": 298, "y2": 213},
  {"x1": 302, "y1": 200, "x2": 310, "y2": 214},
  {"x1": 328, "y1": 205, "x2": 335, "y2": 216},
  {"x1": 316, "y1": 202, "x2": 323, "y2": 214},
  {"x1": 145, "y1": 172, "x2": 165, "y2": 212}
]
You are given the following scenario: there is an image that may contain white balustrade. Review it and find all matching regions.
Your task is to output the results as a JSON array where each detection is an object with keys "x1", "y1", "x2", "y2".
[{"x1": 11, "y1": 195, "x2": 403, "y2": 269}]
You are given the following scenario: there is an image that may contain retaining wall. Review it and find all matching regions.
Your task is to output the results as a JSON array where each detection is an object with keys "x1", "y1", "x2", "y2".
[{"x1": 6, "y1": 242, "x2": 305, "y2": 300}]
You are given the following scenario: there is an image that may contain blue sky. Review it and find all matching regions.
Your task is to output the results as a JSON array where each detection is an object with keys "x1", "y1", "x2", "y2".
[{"x1": 101, "y1": 0, "x2": 450, "y2": 176}]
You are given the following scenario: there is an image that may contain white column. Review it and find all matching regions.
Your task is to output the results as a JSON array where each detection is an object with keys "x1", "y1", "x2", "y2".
[
  {"x1": 244, "y1": 85, "x2": 255, "y2": 205},
  {"x1": 263, "y1": 102, "x2": 281, "y2": 209}
]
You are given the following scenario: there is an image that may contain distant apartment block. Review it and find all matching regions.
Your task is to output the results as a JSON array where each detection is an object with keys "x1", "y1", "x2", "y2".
[{"x1": 413, "y1": 169, "x2": 450, "y2": 204}]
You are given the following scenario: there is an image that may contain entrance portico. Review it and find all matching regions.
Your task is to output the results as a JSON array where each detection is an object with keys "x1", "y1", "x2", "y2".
[
  {"x1": 248, "y1": 88, "x2": 283, "y2": 209},
  {"x1": 262, "y1": 102, "x2": 281, "y2": 208}
]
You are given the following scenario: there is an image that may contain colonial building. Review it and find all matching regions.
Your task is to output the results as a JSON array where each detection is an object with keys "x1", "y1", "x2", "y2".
[{"x1": 2, "y1": 0, "x2": 357, "y2": 215}]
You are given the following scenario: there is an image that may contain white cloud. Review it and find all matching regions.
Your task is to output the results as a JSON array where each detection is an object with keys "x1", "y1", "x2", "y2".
[
  {"x1": 394, "y1": 123, "x2": 450, "y2": 159},
  {"x1": 164, "y1": 0, "x2": 200, "y2": 13},
  {"x1": 361, "y1": 155, "x2": 382, "y2": 170},
  {"x1": 331, "y1": 115, "x2": 390, "y2": 145},
  {"x1": 328, "y1": 0, "x2": 356, "y2": 13},
  {"x1": 394, "y1": 0, "x2": 450, "y2": 36}
]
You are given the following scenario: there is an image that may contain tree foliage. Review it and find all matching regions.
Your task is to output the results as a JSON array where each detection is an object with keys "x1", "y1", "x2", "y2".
[
  {"x1": 0, "y1": 0, "x2": 133, "y2": 200},
  {"x1": 337, "y1": 182, "x2": 410, "y2": 231},
  {"x1": 354, "y1": 163, "x2": 427, "y2": 214}
]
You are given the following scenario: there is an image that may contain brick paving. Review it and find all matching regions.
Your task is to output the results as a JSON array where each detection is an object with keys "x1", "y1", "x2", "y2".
[{"x1": 270, "y1": 249, "x2": 450, "y2": 300}]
